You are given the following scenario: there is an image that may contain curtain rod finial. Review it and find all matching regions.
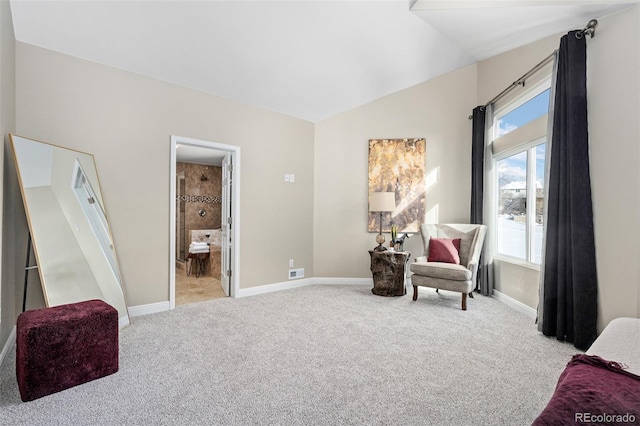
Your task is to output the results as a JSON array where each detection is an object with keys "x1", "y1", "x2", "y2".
[{"x1": 579, "y1": 19, "x2": 598, "y2": 39}]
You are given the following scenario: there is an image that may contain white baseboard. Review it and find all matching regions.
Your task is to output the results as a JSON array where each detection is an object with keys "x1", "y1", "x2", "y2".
[
  {"x1": 237, "y1": 278, "x2": 315, "y2": 297},
  {"x1": 70, "y1": 282, "x2": 537, "y2": 324},
  {"x1": 119, "y1": 315, "x2": 131, "y2": 329},
  {"x1": 128, "y1": 278, "x2": 371, "y2": 313},
  {"x1": 237, "y1": 277, "x2": 372, "y2": 298},
  {"x1": 128, "y1": 301, "x2": 171, "y2": 317},
  {"x1": 0, "y1": 326, "x2": 16, "y2": 366},
  {"x1": 493, "y1": 290, "x2": 537, "y2": 319}
]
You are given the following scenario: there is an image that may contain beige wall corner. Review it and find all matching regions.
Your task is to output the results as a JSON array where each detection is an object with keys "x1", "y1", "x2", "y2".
[
  {"x1": 313, "y1": 64, "x2": 478, "y2": 278},
  {"x1": 587, "y1": 5, "x2": 640, "y2": 330},
  {"x1": 479, "y1": 6, "x2": 640, "y2": 329},
  {"x1": 0, "y1": 0, "x2": 17, "y2": 350},
  {"x1": 14, "y1": 43, "x2": 315, "y2": 306}
]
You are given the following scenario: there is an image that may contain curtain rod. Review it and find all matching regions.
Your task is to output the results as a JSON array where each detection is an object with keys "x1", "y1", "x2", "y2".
[
  {"x1": 469, "y1": 18, "x2": 598, "y2": 119},
  {"x1": 485, "y1": 50, "x2": 557, "y2": 108}
]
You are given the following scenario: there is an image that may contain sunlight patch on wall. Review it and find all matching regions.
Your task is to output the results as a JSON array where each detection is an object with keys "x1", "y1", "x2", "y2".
[
  {"x1": 425, "y1": 166, "x2": 439, "y2": 192},
  {"x1": 425, "y1": 204, "x2": 439, "y2": 224}
]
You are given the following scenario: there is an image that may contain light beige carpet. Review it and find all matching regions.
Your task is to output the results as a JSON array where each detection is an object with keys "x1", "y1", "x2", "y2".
[{"x1": 0, "y1": 284, "x2": 579, "y2": 425}]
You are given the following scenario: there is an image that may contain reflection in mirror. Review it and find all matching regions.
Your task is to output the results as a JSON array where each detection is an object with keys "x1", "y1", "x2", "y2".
[{"x1": 10, "y1": 134, "x2": 130, "y2": 328}]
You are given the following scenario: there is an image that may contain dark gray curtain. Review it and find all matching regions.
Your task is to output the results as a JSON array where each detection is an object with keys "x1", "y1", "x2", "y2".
[
  {"x1": 471, "y1": 106, "x2": 491, "y2": 294},
  {"x1": 470, "y1": 106, "x2": 485, "y2": 224},
  {"x1": 541, "y1": 30, "x2": 598, "y2": 350}
]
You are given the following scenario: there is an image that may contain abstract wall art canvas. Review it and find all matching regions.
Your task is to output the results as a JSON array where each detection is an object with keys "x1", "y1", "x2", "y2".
[{"x1": 368, "y1": 138, "x2": 426, "y2": 233}]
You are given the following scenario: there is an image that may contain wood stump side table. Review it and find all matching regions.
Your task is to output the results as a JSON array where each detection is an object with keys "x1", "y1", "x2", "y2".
[{"x1": 369, "y1": 250, "x2": 410, "y2": 296}]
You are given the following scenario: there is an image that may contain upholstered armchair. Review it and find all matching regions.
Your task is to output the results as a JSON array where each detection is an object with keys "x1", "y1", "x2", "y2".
[{"x1": 410, "y1": 224, "x2": 487, "y2": 310}]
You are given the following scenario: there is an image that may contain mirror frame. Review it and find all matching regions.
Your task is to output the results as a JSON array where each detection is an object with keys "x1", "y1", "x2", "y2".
[{"x1": 9, "y1": 134, "x2": 130, "y2": 328}]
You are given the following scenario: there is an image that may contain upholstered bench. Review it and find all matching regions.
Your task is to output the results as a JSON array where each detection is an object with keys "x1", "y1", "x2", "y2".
[{"x1": 16, "y1": 299, "x2": 119, "y2": 402}]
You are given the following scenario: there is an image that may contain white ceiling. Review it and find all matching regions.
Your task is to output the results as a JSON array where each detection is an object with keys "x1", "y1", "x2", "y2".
[
  {"x1": 411, "y1": 1, "x2": 637, "y2": 60},
  {"x1": 9, "y1": 0, "x2": 638, "y2": 123}
]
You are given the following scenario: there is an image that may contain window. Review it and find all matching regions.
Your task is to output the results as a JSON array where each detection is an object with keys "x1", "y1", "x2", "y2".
[
  {"x1": 493, "y1": 81, "x2": 550, "y2": 266},
  {"x1": 496, "y1": 89, "x2": 550, "y2": 137},
  {"x1": 496, "y1": 142, "x2": 545, "y2": 263}
]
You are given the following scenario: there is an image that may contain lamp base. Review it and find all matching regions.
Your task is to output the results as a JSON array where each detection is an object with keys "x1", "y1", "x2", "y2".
[{"x1": 374, "y1": 233, "x2": 387, "y2": 251}]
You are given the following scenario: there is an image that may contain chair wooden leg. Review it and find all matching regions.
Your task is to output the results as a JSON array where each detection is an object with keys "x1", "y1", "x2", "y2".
[
  {"x1": 469, "y1": 292, "x2": 474, "y2": 298},
  {"x1": 461, "y1": 293, "x2": 467, "y2": 310},
  {"x1": 412, "y1": 285, "x2": 418, "y2": 301}
]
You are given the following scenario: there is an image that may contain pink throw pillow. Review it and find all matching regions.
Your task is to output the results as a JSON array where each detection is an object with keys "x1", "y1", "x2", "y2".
[{"x1": 428, "y1": 238, "x2": 461, "y2": 264}]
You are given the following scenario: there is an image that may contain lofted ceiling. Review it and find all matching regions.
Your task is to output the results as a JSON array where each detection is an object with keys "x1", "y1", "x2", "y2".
[{"x1": 9, "y1": 0, "x2": 639, "y2": 123}]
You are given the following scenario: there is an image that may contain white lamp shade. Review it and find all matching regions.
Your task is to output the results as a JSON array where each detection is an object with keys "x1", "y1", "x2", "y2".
[{"x1": 369, "y1": 192, "x2": 396, "y2": 212}]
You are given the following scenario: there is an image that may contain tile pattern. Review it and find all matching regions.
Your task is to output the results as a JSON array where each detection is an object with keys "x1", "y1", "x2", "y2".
[
  {"x1": 176, "y1": 162, "x2": 223, "y2": 258},
  {"x1": 175, "y1": 271, "x2": 226, "y2": 306}
]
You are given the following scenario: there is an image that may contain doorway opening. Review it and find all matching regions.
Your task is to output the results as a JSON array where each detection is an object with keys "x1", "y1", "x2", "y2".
[{"x1": 170, "y1": 136, "x2": 240, "y2": 309}]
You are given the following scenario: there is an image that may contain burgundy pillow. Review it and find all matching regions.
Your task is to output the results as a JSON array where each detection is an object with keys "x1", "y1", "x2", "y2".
[{"x1": 428, "y1": 238, "x2": 461, "y2": 264}]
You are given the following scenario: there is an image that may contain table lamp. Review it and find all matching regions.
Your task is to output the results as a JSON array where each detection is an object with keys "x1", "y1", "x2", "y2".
[{"x1": 369, "y1": 192, "x2": 396, "y2": 251}]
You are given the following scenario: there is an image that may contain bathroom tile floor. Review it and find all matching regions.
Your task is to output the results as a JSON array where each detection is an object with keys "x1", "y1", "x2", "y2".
[{"x1": 175, "y1": 271, "x2": 227, "y2": 306}]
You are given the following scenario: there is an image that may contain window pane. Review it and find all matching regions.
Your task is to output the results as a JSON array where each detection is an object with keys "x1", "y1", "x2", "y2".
[
  {"x1": 497, "y1": 151, "x2": 527, "y2": 260},
  {"x1": 496, "y1": 89, "x2": 550, "y2": 137},
  {"x1": 533, "y1": 143, "x2": 545, "y2": 263}
]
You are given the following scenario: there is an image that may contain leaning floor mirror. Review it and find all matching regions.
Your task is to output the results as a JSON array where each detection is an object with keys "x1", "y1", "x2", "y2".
[{"x1": 10, "y1": 134, "x2": 130, "y2": 328}]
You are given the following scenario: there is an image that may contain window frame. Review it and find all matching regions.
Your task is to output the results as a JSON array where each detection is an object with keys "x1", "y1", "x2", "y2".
[
  {"x1": 493, "y1": 138, "x2": 546, "y2": 269},
  {"x1": 494, "y1": 79, "x2": 551, "y2": 137},
  {"x1": 492, "y1": 78, "x2": 551, "y2": 269}
]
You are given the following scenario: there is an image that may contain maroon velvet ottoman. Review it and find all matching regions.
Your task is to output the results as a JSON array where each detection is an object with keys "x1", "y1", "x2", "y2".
[{"x1": 16, "y1": 299, "x2": 119, "y2": 402}]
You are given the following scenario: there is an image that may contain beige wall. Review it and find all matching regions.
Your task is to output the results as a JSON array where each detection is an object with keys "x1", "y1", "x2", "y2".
[
  {"x1": 493, "y1": 261, "x2": 540, "y2": 309},
  {"x1": 0, "y1": 0, "x2": 17, "y2": 349},
  {"x1": 587, "y1": 6, "x2": 640, "y2": 328},
  {"x1": 478, "y1": 6, "x2": 640, "y2": 330},
  {"x1": 15, "y1": 42, "x2": 315, "y2": 307},
  {"x1": 314, "y1": 65, "x2": 478, "y2": 277},
  {"x1": 477, "y1": 34, "x2": 560, "y2": 105}
]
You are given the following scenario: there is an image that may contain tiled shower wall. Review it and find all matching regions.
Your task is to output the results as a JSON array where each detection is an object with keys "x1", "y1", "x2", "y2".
[{"x1": 176, "y1": 162, "x2": 222, "y2": 260}]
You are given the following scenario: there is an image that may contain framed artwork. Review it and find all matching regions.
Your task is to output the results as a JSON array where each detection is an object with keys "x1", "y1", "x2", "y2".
[{"x1": 368, "y1": 138, "x2": 426, "y2": 233}]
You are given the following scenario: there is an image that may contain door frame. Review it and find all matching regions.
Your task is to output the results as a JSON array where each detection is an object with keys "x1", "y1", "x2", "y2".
[{"x1": 169, "y1": 135, "x2": 241, "y2": 309}]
